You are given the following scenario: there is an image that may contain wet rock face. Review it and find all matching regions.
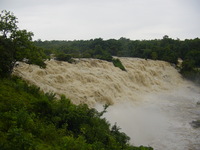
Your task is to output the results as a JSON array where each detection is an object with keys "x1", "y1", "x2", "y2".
[
  {"x1": 190, "y1": 102, "x2": 200, "y2": 128},
  {"x1": 190, "y1": 120, "x2": 200, "y2": 128}
]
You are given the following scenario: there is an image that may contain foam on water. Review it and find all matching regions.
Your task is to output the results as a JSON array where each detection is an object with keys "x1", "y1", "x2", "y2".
[{"x1": 13, "y1": 58, "x2": 183, "y2": 106}]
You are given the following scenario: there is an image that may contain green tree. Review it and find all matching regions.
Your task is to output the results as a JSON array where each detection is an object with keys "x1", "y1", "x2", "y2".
[
  {"x1": 55, "y1": 53, "x2": 73, "y2": 63},
  {"x1": 0, "y1": 10, "x2": 18, "y2": 38},
  {"x1": 186, "y1": 50, "x2": 200, "y2": 67},
  {"x1": 0, "y1": 10, "x2": 46, "y2": 77},
  {"x1": 151, "y1": 51, "x2": 158, "y2": 60},
  {"x1": 181, "y1": 59, "x2": 195, "y2": 73},
  {"x1": 0, "y1": 37, "x2": 15, "y2": 76}
]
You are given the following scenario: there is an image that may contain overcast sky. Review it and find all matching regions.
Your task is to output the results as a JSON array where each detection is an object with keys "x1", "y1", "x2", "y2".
[{"x1": 1, "y1": 0, "x2": 200, "y2": 41}]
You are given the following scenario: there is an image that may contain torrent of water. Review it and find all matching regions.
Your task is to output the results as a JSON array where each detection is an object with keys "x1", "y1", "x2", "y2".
[
  {"x1": 13, "y1": 58, "x2": 183, "y2": 106},
  {"x1": 13, "y1": 58, "x2": 200, "y2": 150}
]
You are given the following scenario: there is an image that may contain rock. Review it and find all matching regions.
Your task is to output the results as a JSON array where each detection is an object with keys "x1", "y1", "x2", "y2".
[{"x1": 190, "y1": 120, "x2": 200, "y2": 128}]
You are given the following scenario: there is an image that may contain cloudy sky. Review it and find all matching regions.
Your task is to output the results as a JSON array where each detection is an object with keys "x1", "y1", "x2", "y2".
[{"x1": 1, "y1": 0, "x2": 200, "y2": 41}]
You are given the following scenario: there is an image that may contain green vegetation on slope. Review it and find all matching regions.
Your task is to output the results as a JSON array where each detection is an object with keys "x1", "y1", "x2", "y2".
[{"x1": 0, "y1": 76, "x2": 153, "y2": 150}]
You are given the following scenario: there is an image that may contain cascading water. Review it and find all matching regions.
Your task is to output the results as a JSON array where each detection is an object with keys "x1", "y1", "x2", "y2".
[{"x1": 13, "y1": 58, "x2": 200, "y2": 150}]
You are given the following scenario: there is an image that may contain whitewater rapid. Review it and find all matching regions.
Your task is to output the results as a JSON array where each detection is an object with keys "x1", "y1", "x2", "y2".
[
  {"x1": 13, "y1": 58, "x2": 183, "y2": 106},
  {"x1": 13, "y1": 58, "x2": 200, "y2": 150}
]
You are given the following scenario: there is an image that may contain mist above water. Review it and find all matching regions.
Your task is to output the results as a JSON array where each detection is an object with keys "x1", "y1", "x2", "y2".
[
  {"x1": 14, "y1": 58, "x2": 200, "y2": 149},
  {"x1": 99, "y1": 84, "x2": 200, "y2": 150}
]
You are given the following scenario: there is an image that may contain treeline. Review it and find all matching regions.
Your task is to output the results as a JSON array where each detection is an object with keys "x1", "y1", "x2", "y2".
[
  {"x1": 35, "y1": 36, "x2": 200, "y2": 83},
  {"x1": 35, "y1": 36, "x2": 199, "y2": 65}
]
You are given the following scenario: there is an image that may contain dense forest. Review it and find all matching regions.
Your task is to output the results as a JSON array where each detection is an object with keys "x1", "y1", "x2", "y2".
[
  {"x1": 35, "y1": 36, "x2": 200, "y2": 83},
  {"x1": 0, "y1": 10, "x2": 153, "y2": 150}
]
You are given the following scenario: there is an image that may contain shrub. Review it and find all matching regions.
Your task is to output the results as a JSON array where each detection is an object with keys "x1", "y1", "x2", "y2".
[
  {"x1": 55, "y1": 53, "x2": 74, "y2": 63},
  {"x1": 0, "y1": 77, "x2": 153, "y2": 150},
  {"x1": 112, "y1": 58, "x2": 126, "y2": 71}
]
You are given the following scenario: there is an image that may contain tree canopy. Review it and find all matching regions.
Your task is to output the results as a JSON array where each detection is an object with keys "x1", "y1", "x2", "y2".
[
  {"x1": 0, "y1": 10, "x2": 46, "y2": 77},
  {"x1": 0, "y1": 10, "x2": 18, "y2": 38}
]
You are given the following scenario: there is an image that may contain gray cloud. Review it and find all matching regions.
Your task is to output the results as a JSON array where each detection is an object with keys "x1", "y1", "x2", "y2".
[{"x1": 0, "y1": 0, "x2": 199, "y2": 40}]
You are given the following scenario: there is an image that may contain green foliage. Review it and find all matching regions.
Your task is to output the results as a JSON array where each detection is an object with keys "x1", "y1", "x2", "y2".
[
  {"x1": 185, "y1": 50, "x2": 200, "y2": 67},
  {"x1": 55, "y1": 53, "x2": 74, "y2": 63},
  {"x1": 181, "y1": 59, "x2": 195, "y2": 72},
  {"x1": 0, "y1": 10, "x2": 46, "y2": 77},
  {"x1": 34, "y1": 37, "x2": 200, "y2": 69},
  {"x1": 111, "y1": 123, "x2": 130, "y2": 149},
  {"x1": 35, "y1": 37, "x2": 193, "y2": 66},
  {"x1": 0, "y1": 76, "x2": 153, "y2": 150},
  {"x1": 112, "y1": 58, "x2": 126, "y2": 71},
  {"x1": 0, "y1": 10, "x2": 18, "y2": 38},
  {"x1": 151, "y1": 51, "x2": 158, "y2": 60},
  {"x1": 0, "y1": 36, "x2": 15, "y2": 77},
  {"x1": 180, "y1": 60, "x2": 200, "y2": 84}
]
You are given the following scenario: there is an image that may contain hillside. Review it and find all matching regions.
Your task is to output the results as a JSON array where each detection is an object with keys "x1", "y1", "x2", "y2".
[{"x1": 0, "y1": 76, "x2": 154, "y2": 150}]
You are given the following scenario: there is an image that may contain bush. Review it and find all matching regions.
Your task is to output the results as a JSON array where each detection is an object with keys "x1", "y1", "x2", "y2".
[
  {"x1": 112, "y1": 58, "x2": 126, "y2": 71},
  {"x1": 55, "y1": 53, "x2": 74, "y2": 63},
  {"x1": 0, "y1": 76, "x2": 153, "y2": 150},
  {"x1": 28, "y1": 58, "x2": 46, "y2": 68},
  {"x1": 180, "y1": 59, "x2": 200, "y2": 84}
]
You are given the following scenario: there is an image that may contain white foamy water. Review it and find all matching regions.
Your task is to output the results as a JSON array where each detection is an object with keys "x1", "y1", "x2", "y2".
[
  {"x1": 13, "y1": 58, "x2": 200, "y2": 149},
  {"x1": 13, "y1": 58, "x2": 183, "y2": 106},
  {"x1": 100, "y1": 85, "x2": 200, "y2": 150}
]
